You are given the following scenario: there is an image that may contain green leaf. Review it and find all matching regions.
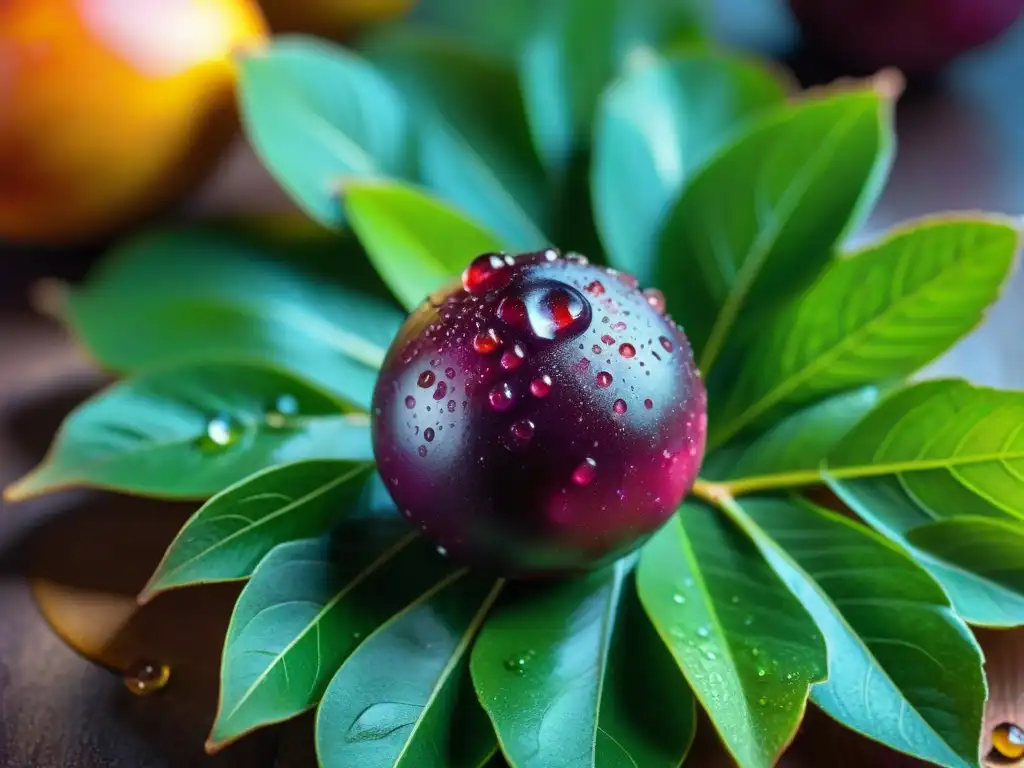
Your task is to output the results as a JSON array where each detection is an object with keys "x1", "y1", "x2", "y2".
[
  {"x1": 141, "y1": 459, "x2": 374, "y2": 600},
  {"x1": 725, "y1": 380, "x2": 1024, "y2": 509},
  {"x1": 4, "y1": 363, "x2": 371, "y2": 501},
  {"x1": 209, "y1": 530, "x2": 461, "y2": 750},
  {"x1": 725, "y1": 496, "x2": 986, "y2": 768},
  {"x1": 907, "y1": 517, "x2": 1024, "y2": 627},
  {"x1": 343, "y1": 181, "x2": 506, "y2": 311},
  {"x1": 593, "y1": 51, "x2": 784, "y2": 285},
  {"x1": 519, "y1": 0, "x2": 703, "y2": 175},
  {"x1": 636, "y1": 502, "x2": 826, "y2": 768},
  {"x1": 655, "y1": 88, "x2": 893, "y2": 374},
  {"x1": 711, "y1": 217, "x2": 1020, "y2": 448},
  {"x1": 703, "y1": 387, "x2": 885, "y2": 481},
  {"x1": 65, "y1": 225, "x2": 402, "y2": 408},
  {"x1": 471, "y1": 559, "x2": 695, "y2": 768},
  {"x1": 238, "y1": 36, "x2": 414, "y2": 226},
  {"x1": 316, "y1": 570, "x2": 502, "y2": 768},
  {"x1": 366, "y1": 29, "x2": 549, "y2": 251},
  {"x1": 833, "y1": 478, "x2": 1024, "y2": 627}
]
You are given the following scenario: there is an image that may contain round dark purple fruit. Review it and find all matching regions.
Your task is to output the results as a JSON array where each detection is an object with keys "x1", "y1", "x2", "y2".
[
  {"x1": 789, "y1": 0, "x2": 1024, "y2": 75},
  {"x1": 371, "y1": 250, "x2": 707, "y2": 578}
]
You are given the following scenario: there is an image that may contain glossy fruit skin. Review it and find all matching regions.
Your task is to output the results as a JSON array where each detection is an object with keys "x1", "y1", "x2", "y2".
[
  {"x1": 0, "y1": 0, "x2": 267, "y2": 244},
  {"x1": 789, "y1": 0, "x2": 1024, "y2": 75},
  {"x1": 371, "y1": 251, "x2": 707, "y2": 579}
]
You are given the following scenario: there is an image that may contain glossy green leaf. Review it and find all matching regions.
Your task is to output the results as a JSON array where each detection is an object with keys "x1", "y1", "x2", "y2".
[
  {"x1": 712, "y1": 217, "x2": 1020, "y2": 448},
  {"x1": 238, "y1": 36, "x2": 414, "y2": 226},
  {"x1": 655, "y1": 88, "x2": 893, "y2": 374},
  {"x1": 366, "y1": 29, "x2": 549, "y2": 251},
  {"x1": 726, "y1": 496, "x2": 986, "y2": 768},
  {"x1": 343, "y1": 181, "x2": 506, "y2": 310},
  {"x1": 637, "y1": 502, "x2": 826, "y2": 768},
  {"x1": 65, "y1": 225, "x2": 402, "y2": 408},
  {"x1": 5, "y1": 364, "x2": 371, "y2": 501},
  {"x1": 593, "y1": 51, "x2": 784, "y2": 285},
  {"x1": 209, "y1": 530, "x2": 460, "y2": 750},
  {"x1": 472, "y1": 559, "x2": 695, "y2": 768},
  {"x1": 316, "y1": 571, "x2": 502, "y2": 768},
  {"x1": 704, "y1": 387, "x2": 885, "y2": 481},
  {"x1": 141, "y1": 460, "x2": 374, "y2": 600},
  {"x1": 907, "y1": 517, "x2": 1024, "y2": 627},
  {"x1": 519, "y1": 0, "x2": 703, "y2": 175},
  {"x1": 726, "y1": 380, "x2": 1024, "y2": 509},
  {"x1": 833, "y1": 478, "x2": 1024, "y2": 627}
]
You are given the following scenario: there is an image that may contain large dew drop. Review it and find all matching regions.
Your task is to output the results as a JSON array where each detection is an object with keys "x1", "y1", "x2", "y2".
[
  {"x1": 462, "y1": 253, "x2": 512, "y2": 294},
  {"x1": 522, "y1": 283, "x2": 591, "y2": 341}
]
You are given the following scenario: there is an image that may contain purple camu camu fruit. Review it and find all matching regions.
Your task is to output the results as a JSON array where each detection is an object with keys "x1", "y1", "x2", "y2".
[
  {"x1": 790, "y1": 0, "x2": 1024, "y2": 75},
  {"x1": 371, "y1": 250, "x2": 707, "y2": 578}
]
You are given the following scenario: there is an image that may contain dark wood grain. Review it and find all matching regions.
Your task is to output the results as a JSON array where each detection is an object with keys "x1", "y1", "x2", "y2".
[{"x1": 1, "y1": 10, "x2": 1023, "y2": 767}]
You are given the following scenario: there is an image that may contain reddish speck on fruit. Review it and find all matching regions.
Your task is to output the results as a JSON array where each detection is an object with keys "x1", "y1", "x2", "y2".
[
  {"x1": 643, "y1": 288, "x2": 666, "y2": 314},
  {"x1": 371, "y1": 250, "x2": 706, "y2": 577}
]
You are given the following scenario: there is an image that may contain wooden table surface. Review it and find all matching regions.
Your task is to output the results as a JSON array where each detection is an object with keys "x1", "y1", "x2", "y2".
[{"x1": 1, "y1": 13, "x2": 1024, "y2": 768}]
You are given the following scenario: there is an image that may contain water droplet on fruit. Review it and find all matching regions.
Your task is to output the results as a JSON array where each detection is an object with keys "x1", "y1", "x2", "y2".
[
  {"x1": 672, "y1": 593, "x2": 686, "y2": 604},
  {"x1": 592, "y1": 344, "x2": 602, "y2": 354},
  {"x1": 433, "y1": 381, "x2": 448, "y2": 400},
  {"x1": 613, "y1": 399, "x2": 627, "y2": 415},
  {"x1": 123, "y1": 659, "x2": 170, "y2": 696},
  {"x1": 424, "y1": 428, "x2": 435, "y2": 442},
  {"x1": 530, "y1": 376, "x2": 552, "y2": 397},
  {"x1": 462, "y1": 252, "x2": 512, "y2": 294},
  {"x1": 612, "y1": 270, "x2": 639, "y2": 288},
  {"x1": 445, "y1": 367, "x2": 456, "y2": 379},
  {"x1": 501, "y1": 344, "x2": 525, "y2": 370},
  {"x1": 473, "y1": 329, "x2": 501, "y2": 354},
  {"x1": 644, "y1": 398, "x2": 654, "y2": 409},
  {"x1": 601, "y1": 334, "x2": 615, "y2": 345},
  {"x1": 198, "y1": 414, "x2": 241, "y2": 450},
  {"x1": 523, "y1": 284, "x2": 591, "y2": 340},
  {"x1": 489, "y1": 382, "x2": 515, "y2": 411},
  {"x1": 418, "y1": 446, "x2": 427, "y2": 457},
  {"x1": 510, "y1": 419, "x2": 535, "y2": 445},
  {"x1": 405, "y1": 396, "x2": 416, "y2": 409},
  {"x1": 659, "y1": 336, "x2": 674, "y2": 352},
  {"x1": 572, "y1": 458, "x2": 597, "y2": 485},
  {"x1": 417, "y1": 371, "x2": 435, "y2": 388},
  {"x1": 643, "y1": 288, "x2": 666, "y2": 313},
  {"x1": 619, "y1": 343, "x2": 636, "y2": 358},
  {"x1": 447, "y1": 400, "x2": 456, "y2": 413},
  {"x1": 497, "y1": 296, "x2": 527, "y2": 326},
  {"x1": 584, "y1": 280, "x2": 605, "y2": 296},
  {"x1": 611, "y1": 321, "x2": 627, "y2": 331},
  {"x1": 596, "y1": 371, "x2": 613, "y2": 388}
]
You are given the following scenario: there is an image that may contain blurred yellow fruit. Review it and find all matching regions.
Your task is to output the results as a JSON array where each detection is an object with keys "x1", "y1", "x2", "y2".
[
  {"x1": 0, "y1": 0, "x2": 268, "y2": 244},
  {"x1": 258, "y1": 0, "x2": 415, "y2": 38}
]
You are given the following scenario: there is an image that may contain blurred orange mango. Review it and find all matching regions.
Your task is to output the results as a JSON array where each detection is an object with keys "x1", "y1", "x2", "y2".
[
  {"x1": 258, "y1": 0, "x2": 416, "y2": 38},
  {"x1": 0, "y1": 0, "x2": 268, "y2": 244}
]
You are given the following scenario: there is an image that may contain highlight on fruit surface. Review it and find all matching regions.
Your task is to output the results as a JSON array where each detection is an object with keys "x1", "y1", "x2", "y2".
[
  {"x1": 371, "y1": 250, "x2": 707, "y2": 578},
  {"x1": 789, "y1": 0, "x2": 1024, "y2": 75},
  {"x1": 0, "y1": 0, "x2": 268, "y2": 244}
]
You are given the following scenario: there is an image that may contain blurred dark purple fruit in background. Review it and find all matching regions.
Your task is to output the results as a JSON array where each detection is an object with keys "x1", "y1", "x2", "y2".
[
  {"x1": 789, "y1": 0, "x2": 1024, "y2": 75},
  {"x1": 371, "y1": 251, "x2": 707, "y2": 579}
]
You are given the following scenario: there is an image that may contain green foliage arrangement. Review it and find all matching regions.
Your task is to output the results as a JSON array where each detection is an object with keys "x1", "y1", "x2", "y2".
[{"x1": 7, "y1": 4, "x2": 1023, "y2": 767}]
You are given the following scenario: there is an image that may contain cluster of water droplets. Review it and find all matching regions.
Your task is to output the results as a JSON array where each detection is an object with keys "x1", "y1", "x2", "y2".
[{"x1": 196, "y1": 393, "x2": 300, "y2": 452}]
